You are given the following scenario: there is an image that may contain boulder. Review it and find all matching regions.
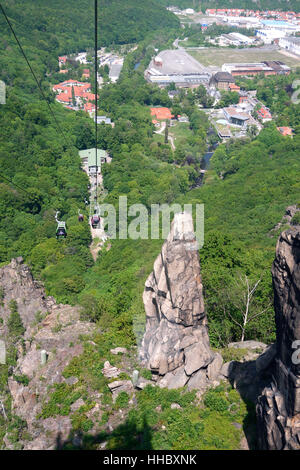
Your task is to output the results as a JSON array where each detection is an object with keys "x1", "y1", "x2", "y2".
[
  {"x1": 228, "y1": 341, "x2": 267, "y2": 351},
  {"x1": 171, "y1": 403, "x2": 181, "y2": 409},
  {"x1": 256, "y1": 343, "x2": 277, "y2": 374},
  {"x1": 187, "y1": 369, "x2": 208, "y2": 391},
  {"x1": 207, "y1": 353, "x2": 223, "y2": 381},
  {"x1": 110, "y1": 347, "x2": 128, "y2": 355},
  {"x1": 184, "y1": 341, "x2": 214, "y2": 376},
  {"x1": 102, "y1": 361, "x2": 120, "y2": 379}
]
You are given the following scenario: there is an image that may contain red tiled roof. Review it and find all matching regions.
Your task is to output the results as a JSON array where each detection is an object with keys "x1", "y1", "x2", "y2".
[
  {"x1": 53, "y1": 80, "x2": 90, "y2": 91},
  {"x1": 277, "y1": 126, "x2": 294, "y2": 136},
  {"x1": 84, "y1": 102, "x2": 96, "y2": 113},
  {"x1": 56, "y1": 93, "x2": 71, "y2": 103},
  {"x1": 150, "y1": 107, "x2": 174, "y2": 121},
  {"x1": 257, "y1": 107, "x2": 272, "y2": 119},
  {"x1": 229, "y1": 83, "x2": 240, "y2": 91},
  {"x1": 83, "y1": 92, "x2": 97, "y2": 102}
]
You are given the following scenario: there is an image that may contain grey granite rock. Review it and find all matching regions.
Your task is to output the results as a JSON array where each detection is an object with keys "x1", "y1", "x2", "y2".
[
  {"x1": 257, "y1": 228, "x2": 300, "y2": 450},
  {"x1": 140, "y1": 213, "x2": 221, "y2": 391}
]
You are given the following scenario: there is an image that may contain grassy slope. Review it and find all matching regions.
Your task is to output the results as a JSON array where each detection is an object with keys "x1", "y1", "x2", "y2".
[{"x1": 190, "y1": 48, "x2": 300, "y2": 69}]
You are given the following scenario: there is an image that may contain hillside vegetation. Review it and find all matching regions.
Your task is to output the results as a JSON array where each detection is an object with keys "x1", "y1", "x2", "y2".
[
  {"x1": 157, "y1": 0, "x2": 300, "y2": 13},
  {"x1": 1, "y1": 0, "x2": 179, "y2": 53},
  {"x1": 0, "y1": 0, "x2": 300, "y2": 451}
]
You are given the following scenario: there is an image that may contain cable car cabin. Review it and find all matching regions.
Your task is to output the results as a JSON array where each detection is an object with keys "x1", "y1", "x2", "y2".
[
  {"x1": 56, "y1": 221, "x2": 67, "y2": 239},
  {"x1": 91, "y1": 215, "x2": 100, "y2": 229},
  {"x1": 78, "y1": 213, "x2": 84, "y2": 222}
]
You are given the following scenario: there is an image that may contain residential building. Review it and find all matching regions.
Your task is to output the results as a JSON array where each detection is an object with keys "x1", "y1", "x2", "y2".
[
  {"x1": 53, "y1": 79, "x2": 97, "y2": 113},
  {"x1": 58, "y1": 56, "x2": 67, "y2": 67},
  {"x1": 277, "y1": 126, "x2": 294, "y2": 136},
  {"x1": 229, "y1": 83, "x2": 241, "y2": 92},
  {"x1": 256, "y1": 106, "x2": 272, "y2": 122},
  {"x1": 95, "y1": 116, "x2": 114, "y2": 126},
  {"x1": 150, "y1": 107, "x2": 174, "y2": 122},
  {"x1": 84, "y1": 102, "x2": 96, "y2": 116},
  {"x1": 82, "y1": 69, "x2": 90, "y2": 79},
  {"x1": 178, "y1": 115, "x2": 189, "y2": 123},
  {"x1": 223, "y1": 107, "x2": 251, "y2": 128}
]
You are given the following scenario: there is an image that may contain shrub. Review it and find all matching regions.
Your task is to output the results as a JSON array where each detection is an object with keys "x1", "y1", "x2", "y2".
[
  {"x1": 7, "y1": 301, "x2": 25, "y2": 339},
  {"x1": 115, "y1": 392, "x2": 129, "y2": 409},
  {"x1": 291, "y1": 212, "x2": 300, "y2": 226},
  {"x1": 13, "y1": 375, "x2": 29, "y2": 386}
]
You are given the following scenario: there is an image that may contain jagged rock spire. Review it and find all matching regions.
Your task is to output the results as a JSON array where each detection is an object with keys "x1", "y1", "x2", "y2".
[
  {"x1": 257, "y1": 227, "x2": 300, "y2": 449},
  {"x1": 140, "y1": 212, "x2": 222, "y2": 390}
]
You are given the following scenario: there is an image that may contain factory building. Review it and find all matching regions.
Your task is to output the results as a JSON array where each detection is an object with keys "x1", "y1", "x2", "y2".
[
  {"x1": 279, "y1": 37, "x2": 300, "y2": 56},
  {"x1": 255, "y1": 29, "x2": 288, "y2": 44},
  {"x1": 209, "y1": 72, "x2": 235, "y2": 91},
  {"x1": 222, "y1": 61, "x2": 290, "y2": 77},
  {"x1": 145, "y1": 50, "x2": 211, "y2": 88}
]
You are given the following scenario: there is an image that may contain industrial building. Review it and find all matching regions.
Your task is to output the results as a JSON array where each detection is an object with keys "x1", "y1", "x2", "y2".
[
  {"x1": 222, "y1": 61, "x2": 290, "y2": 77},
  {"x1": 255, "y1": 29, "x2": 287, "y2": 44},
  {"x1": 279, "y1": 37, "x2": 300, "y2": 56},
  {"x1": 209, "y1": 72, "x2": 235, "y2": 90},
  {"x1": 109, "y1": 63, "x2": 123, "y2": 83},
  {"x1": 145, "y1": 50, "x2": 211, "y2": 88},
  {"x1": 218, "y1": 32, "x2": 255, "y2": 46},
  {"x1": 260, "y1": 20, "x2": 299, "y2": 34}
]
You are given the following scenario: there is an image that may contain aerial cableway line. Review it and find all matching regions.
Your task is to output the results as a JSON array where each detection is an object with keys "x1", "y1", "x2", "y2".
[
  {"x1": 90, "y1": 0, "x2": 101, "y2": 230},
  {"x1": 0, "y1": 2, "x2": 79, "y2": 234},
  {"x1": 0, "y1": 2, "x2": 73, "y2": 147}
]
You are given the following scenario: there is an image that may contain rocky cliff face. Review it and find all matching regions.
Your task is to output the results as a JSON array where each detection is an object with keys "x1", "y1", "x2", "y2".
[
  {"x1": 140, "y1": 212, "x2": 223, "y2": 391},
  {"x1": 0, "y1": 257, "x2": 53, "y2": 334},
  {"x1": 0, "y1": 257, "x2": 96, "y2": 450},
  {"x1": 257, "y1": 228, "x2": 300, "y2": 450}
]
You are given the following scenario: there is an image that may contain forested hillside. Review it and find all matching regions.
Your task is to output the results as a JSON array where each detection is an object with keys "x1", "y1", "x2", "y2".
[
  {"x1": 1, "y1": 0, "x2": 300, "y2": 349},
  {"x1": 1, "y1": 0, "x2": 300, "y2": 452},
  {"x1": 157, "y1": 0, "x2": 300, "y2": 13},
  {"x1": 0, "y1": 0, "x2": 180, "y2": 304},
  {"x1": 1, "y1": 0, "x2": 179, "y2": 53}
]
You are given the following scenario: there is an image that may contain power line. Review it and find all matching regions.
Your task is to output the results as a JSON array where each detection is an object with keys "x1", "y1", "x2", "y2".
[
  {"x1": 0, "y1": 173, "x2": 31, "y2": 195},
  {"x1": 0, "y1": 2, "x2": 72, "y2": 146}
]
